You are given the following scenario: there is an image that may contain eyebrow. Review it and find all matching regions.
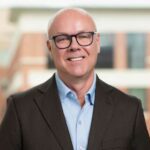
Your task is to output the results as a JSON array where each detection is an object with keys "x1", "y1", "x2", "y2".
[{"x1": 51, "y1": 30, "x2": 95, "y2": 36}]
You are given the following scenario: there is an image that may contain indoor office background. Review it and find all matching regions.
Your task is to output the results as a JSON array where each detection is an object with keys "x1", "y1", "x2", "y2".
[{"x1": 0, "y1": 0, "x2": 150, "y2": 134}]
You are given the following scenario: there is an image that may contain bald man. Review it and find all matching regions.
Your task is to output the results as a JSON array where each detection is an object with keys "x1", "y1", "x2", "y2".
[{"x1": 0, "y1": 8, "x2": 150, "y2": 150}]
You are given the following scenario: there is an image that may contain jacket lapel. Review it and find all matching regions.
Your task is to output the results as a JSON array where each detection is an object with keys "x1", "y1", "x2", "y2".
[
  {"x1": 87, "y1": 77, "x2": 114, "y2": 150},
  {"x1": 34, "y1": 75, "x2": 73, "y2": 150},
  {"x1": 33, "y1": 75, "x2": 114, "y2": 150}
]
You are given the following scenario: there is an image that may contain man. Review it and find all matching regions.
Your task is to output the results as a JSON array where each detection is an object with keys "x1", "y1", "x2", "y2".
[{"x1": 0, "y1": 8, "x2": 150, "y2": 150}]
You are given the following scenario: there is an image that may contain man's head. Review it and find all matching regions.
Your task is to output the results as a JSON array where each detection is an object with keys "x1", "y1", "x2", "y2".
[{"x1": 47, "y1": 8, "x2": 100, "y2": 81}]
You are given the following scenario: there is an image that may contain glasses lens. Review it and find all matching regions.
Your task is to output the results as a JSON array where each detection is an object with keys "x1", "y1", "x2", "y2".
[
  {"x1": 54, "y1": 35, "x2": 70, "y2": 49},
  {"x1": 77, "y1": 32, "x2": 93, "y2": 46}
]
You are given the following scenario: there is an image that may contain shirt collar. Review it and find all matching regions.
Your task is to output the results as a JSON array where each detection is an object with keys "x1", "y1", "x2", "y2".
[
  {"x1": 86, "y1": 74, "x2": 96, "y2": 105},
  {"x1": 55, "y1": 72, "x2": 96, "y2": 105},
  {"x1": 55, "y1": 72, "x2": 71, "y2": 100}
]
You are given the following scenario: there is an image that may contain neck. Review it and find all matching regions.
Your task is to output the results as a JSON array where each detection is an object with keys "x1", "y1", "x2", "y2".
[{"x1": 58, "y1": 71, "x2": 95, "y2": 106}]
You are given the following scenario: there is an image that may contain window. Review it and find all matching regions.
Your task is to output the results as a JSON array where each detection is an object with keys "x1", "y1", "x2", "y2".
[
  {"x1": 96, "y1": 33, "x2": 114, "y2": 68},
  {"x1": 127, "y1": 33, "x2": 146, "y2": 68}
]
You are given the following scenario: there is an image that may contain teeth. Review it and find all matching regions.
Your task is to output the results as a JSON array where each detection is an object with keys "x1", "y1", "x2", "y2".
[{"x1": 69, "y1": 57, "x2": 84, "y2": 61}]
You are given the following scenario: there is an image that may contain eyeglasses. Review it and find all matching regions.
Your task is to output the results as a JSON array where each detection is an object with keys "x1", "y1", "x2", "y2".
[{"x1": 48, "y1": 31, "x2": 97, "y2": 49}]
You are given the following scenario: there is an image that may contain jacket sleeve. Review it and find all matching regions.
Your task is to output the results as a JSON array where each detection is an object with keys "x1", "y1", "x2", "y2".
[
  {"x1": 0, "y1": 96, "x2": 22, "y2": 150},
  {"x1": 132, "y1": 99, "x2": 150, "y2": 150}
]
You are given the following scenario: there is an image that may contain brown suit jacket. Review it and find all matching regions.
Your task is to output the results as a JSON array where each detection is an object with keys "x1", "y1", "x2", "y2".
[{"x1": 0, "y1": 74, "x2": 150, "y2": 150}]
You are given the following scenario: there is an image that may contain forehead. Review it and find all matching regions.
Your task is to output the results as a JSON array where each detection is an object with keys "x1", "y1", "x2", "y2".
[{"x1": 48, "y1": 9, "x2": 96, "y2": 35}]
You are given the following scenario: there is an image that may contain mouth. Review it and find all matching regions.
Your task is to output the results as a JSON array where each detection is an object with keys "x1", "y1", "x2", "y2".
[{"x1": 67, "y1": 56, "x2": 85, "y2": 62}]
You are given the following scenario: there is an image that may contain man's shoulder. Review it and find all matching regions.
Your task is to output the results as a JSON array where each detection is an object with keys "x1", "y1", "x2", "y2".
[
  {"x1": 7, "y1": 75, "x2": 55, "y2": 105},
  {"x1": 97, "y1": 77, "x2": 141, "y2": 107}
]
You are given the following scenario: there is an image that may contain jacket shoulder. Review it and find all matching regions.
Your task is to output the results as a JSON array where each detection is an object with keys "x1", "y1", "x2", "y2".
[
  {"x1": 7, "y1": 76, "x2": 55, "y2": 105},
  {"x1": 97, "y1": 77, "x2": 141, "y2": 107}
]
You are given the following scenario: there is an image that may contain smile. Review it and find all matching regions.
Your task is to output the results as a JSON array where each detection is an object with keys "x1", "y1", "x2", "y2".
[{"x1": 67, "y1": 56, "x2": 85, "y2": 61}]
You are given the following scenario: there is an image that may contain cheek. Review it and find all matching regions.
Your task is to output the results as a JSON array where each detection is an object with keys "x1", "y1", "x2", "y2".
[
  {"x1": 90, "y1": 44, "x2": 100, "y2": 56},
  {"x1": 52, "y1": 51, "x2": 65, "y2": 64}
]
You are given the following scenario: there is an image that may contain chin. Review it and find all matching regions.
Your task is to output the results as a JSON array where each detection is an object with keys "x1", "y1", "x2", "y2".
[{"x1": 70, "y1": 72, "x2": 88, "y2": 78}]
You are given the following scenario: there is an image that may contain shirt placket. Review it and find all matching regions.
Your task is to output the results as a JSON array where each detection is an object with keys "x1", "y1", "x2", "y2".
[{"x1": 76, "y1": 104, "x2": 88, "y2": 150}]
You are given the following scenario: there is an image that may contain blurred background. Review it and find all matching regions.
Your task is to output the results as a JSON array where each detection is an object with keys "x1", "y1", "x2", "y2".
[{"x1": 0, "y1": 0, "x2": 150, "y2": 133}]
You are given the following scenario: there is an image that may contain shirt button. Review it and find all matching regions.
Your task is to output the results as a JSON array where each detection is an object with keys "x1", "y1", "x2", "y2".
[
  {"x1": 79, "y1": 146, "x2": 85, "y2": 150},
  {"x1": 70, "y1": 93, "x2": 73, "y2": 98}
]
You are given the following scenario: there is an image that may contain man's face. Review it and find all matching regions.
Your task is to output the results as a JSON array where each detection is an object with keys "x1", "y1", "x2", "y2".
[{"x1": 47, "y1": 10, "x2": 100, "y2": 80}]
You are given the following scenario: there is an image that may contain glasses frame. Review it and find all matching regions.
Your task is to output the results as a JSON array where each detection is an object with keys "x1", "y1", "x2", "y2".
[{"x1": 48, "y1": 31, "x2": 97, "y2": 49}]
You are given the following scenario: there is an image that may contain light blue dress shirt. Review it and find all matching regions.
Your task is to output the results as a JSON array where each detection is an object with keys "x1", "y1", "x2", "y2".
[{"x1": 55, "y1": 73, "x2": 96, "y2": 150}]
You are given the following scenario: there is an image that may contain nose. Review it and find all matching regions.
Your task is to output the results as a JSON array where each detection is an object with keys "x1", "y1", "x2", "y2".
[{"x1": 69, "y1": 36, "x2": 80, "y2": 51}]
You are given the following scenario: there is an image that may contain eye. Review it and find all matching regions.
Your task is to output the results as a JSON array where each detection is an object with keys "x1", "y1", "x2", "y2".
[
  {"x1": 78, "y1": 33, "x2": 92, "y2": 39},
  {"x1": 55, "y1": 35, "x2": 69, "y2": 43}
]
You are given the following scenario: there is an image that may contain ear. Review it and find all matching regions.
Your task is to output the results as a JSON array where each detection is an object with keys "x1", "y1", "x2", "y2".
[
  {"x1": 47, "y1": 40, "x2": 51, "y2": 52},
  {"x1": 47, "y1": 40, "x2": 53, "y2": 59},
  {"x1": 96, "y1": 33, "x2": 100, "y2": 54}
]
